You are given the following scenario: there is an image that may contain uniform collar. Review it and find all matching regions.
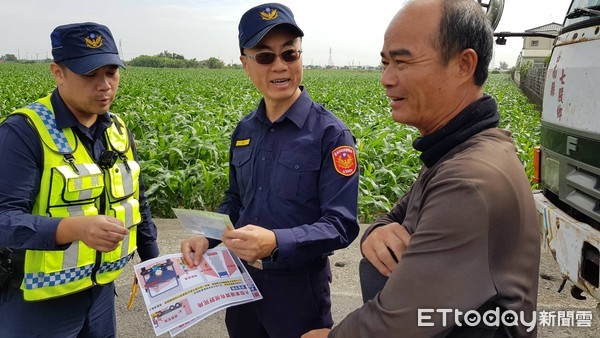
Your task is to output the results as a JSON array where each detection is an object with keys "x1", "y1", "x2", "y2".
[
  {"x1": 256, "y1": 86, "x2": 312, "y2": 129},
  {"x1": 50, "y1": 88, "x2": 112, "y2": 130}
]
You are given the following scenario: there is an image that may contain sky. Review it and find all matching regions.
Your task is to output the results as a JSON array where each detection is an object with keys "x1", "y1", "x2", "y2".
[{"x1": 0, "y1": 0, "x2": 569, "y2": 68}]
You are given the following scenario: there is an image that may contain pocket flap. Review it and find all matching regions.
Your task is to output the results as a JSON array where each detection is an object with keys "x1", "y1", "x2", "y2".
[
  {"x1": 232, "y1": 147, "x2": 252, "y2": 167},
  {"x1": 278, "y1": 150, "x2": 321, "y2": 171}
]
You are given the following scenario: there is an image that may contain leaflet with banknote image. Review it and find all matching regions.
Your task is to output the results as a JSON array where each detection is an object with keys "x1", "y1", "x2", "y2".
[{"x1": 172, "y1": 208, "x2": 234, "y2": 239}]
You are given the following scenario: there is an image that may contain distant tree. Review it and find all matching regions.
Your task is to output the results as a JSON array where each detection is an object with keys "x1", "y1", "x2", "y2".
[
  {"x1": 127, "y1": 53, "x2": 230, "y2": 69},
  {"x1": 1, "y1": 54, "x2": 18, "y2": 62},
  {"x1": 202, "y1": 57, "x2": 225, "y2": 69},
  {"x1": 157, "y1": 50, "x2": 185, "y2": 60},
  {"x1": 499, "y1": 61, "x2": 508, "y2": 70},
  {"x1": 128, "y1": 53, "x2": 201, "y2": 68},
  {"x1": 128, "y1": 55, "x2": 163, "y2": 68},
  {"x1": 519, "y1": 62, "x2": 533, "y2": 80},
  {"x1": 544, "y1": 55, "x2": 551, "y2": 67}
]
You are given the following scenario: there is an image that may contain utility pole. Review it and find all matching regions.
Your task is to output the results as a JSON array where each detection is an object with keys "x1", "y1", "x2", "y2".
[
  {"x1": 119, "y1": 39, "x2": 124, "y2": 60},
  {"x1": 328, "y1": 47, "x2": 333, "y2": 68}
]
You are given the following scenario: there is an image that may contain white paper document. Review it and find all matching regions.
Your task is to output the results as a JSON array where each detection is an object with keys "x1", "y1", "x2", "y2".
[
  {"x1": 172, "y1": 208, "x2": 234, "y2": 239},
  {"x1": 133, "y1": 247, "x2": 262, "y2": 336}
]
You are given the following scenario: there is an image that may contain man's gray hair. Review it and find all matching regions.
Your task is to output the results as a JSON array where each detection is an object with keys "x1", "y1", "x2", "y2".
[{"x1": 437, "y1": 0, "x2": 494, "y2": 86}]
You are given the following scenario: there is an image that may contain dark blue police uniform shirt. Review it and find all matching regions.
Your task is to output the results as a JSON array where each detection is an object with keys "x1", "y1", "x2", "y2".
[
  {"x1": 217, "y1": 87, "x2": 359, "y2": 267},
  {"x1": 0, "y1": 89, "x2": 158, "y2": 260}
]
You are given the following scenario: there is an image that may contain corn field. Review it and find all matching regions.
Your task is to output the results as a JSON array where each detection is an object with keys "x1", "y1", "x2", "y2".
[{"x1": 0, "y1": 63, "x2": 540, "y2": 222}]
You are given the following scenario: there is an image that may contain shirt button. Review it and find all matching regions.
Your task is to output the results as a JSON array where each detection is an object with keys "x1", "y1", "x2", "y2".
[
  {"x1": 262, "y1": 157, "x2": 266, "y2": 161},
  {"x1": 294, "y1": 165, "x2": 300, "y2": 170},
  {"x1": 258, "y1": 187, "x2": 263, "y2": 191},
  {"x1": 254, "y1": 217, "x2": 259, "y2": 222},
  {"x1": 270, "y1": 128, "x2": 275, "y2": 133}
]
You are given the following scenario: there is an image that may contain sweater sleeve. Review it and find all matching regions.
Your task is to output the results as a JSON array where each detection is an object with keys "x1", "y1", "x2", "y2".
[
  {"x1": 359, "y1": 188, "x2": 411, "y2": 252},
  {"x1": 331, "y1": 176, "x2": 497, "y2": 337}
]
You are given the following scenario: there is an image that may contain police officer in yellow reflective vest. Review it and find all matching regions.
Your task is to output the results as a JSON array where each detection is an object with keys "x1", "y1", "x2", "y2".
[{"x1": 0, "y1": 23, "x2": 159, "y2": 337}]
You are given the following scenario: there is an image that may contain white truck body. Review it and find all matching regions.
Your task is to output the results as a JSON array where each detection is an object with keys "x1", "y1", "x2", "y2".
[{"x1": 533, "y1": 0, "x2": 600, "y2": 300}]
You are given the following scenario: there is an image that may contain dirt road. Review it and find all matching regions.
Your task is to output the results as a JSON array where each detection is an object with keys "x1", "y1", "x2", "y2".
[{"x1": 115, "y1": 219, "x2": 599, "y2": 337}]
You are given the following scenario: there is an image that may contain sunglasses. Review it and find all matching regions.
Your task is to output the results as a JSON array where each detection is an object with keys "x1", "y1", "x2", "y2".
[{"x1": 245, "y1": 49, "x2": 302, "y2": 65}]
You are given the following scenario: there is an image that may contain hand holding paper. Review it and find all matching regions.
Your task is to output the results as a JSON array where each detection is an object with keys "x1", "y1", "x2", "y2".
[
  {"x1": 181, "y1": 236, "x2": 209, "y2": 268},
  {"x1": 221, "y1": 225, "x2": 277, "y2": 262}
]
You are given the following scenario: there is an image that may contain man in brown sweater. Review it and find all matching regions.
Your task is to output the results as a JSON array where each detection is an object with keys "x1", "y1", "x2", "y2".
[{"x1": 303, "y1": 0, "x2": 540, "y2": 337}]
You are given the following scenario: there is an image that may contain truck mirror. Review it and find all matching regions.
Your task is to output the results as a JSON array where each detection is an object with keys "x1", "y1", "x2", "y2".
[{"x1": 478, "y1": 0, "x2": 505, "y2": 31}]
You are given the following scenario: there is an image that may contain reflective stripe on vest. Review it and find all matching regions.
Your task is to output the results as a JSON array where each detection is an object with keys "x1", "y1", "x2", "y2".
[
  {"x1": 98, "y1": 253, "x2": 134, "y2": 274},
  {"x1": 24, "y1": 265, "x2": 94, "y2": 290},
  {"x1": 12, "y1": 95, "x2": 141, "y2": 301}
]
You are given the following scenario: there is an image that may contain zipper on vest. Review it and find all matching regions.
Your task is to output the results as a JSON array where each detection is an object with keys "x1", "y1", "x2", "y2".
[
  {"x1": 91, "y1": 251, "x2": 102, "y2": 285},
  {"x1": 91, "y1": 157, "x2": 110, "y2": 285}
]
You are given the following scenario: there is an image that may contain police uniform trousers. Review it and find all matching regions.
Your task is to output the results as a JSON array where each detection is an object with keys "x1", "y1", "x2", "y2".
[
  {"x1": 0, "y1": 282, "x2": 116, "y2": 338},
  {"x1": 226, "y1": 257, "x2": 333, "y2": 338}
]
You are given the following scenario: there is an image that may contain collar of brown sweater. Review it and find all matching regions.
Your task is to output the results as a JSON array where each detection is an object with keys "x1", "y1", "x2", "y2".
[{"x1": 412, "y1": 95, "x2": 500, "y2": 168}]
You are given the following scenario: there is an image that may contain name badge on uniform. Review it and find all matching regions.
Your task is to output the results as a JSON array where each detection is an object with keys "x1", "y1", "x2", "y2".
[
  {"x1": 236, "y1": 139, "x2": 251, "y2": 147},
  {"x1": 332, "y1": 146, "x2": 357, "y2": 176}
]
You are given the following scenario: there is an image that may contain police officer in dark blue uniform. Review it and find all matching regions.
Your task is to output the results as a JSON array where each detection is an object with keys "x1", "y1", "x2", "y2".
[
  {"x1": 0, "y1": 23, "x2": 159, "y2": 337},
  {"x1": 181, "y1": 3, "x2": 359, "y2": 338}
]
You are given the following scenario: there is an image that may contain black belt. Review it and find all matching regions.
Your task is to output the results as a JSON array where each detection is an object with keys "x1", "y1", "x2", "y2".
[{"x1": 246, "y1": 255, "x2": 328, "y2": 271}]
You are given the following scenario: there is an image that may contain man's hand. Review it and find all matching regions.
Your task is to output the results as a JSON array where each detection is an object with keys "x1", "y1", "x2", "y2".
[
  {"x1": 302, "y1": 328, "x2": 331, "y2": 338},
  {"x1": 361, "y1": 222, "x2": 411, "y2": 277},
  {"x1": 181, "y1": 236, "x2": 209, "y2": 268},
  {"x1": 56, "y1": 215, "x2": 129, "y2": 252},
  {"x1": 221, "y1": 224, "x2": 276, "y2": 262}
]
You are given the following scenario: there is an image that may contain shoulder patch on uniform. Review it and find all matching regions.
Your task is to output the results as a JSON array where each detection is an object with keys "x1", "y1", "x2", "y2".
[
  {"x1": 332, "y1": 146, "x2": 357, "y2": 176},
  {"x1": 236, "y1": 138, "x2": 251, "y2": 147}
]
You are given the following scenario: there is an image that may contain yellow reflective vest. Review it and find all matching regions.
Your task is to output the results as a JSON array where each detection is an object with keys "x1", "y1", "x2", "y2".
[{"x1": 9, "y1": 95, "x2": 140, "y2": 301}]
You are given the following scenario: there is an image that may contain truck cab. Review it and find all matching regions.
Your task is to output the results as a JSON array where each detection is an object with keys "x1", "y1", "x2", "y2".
[
  {"x1": 529, "y1": 0, "x2": 600, "y2": 300},
  {"x1": 487, "y1": 0, "x2": 600, "y2": 301}
]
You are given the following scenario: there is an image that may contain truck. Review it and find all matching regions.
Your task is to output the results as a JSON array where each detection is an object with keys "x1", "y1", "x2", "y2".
[{"x1": 487, "y1": 0, "x2": 600, "y2": 301}]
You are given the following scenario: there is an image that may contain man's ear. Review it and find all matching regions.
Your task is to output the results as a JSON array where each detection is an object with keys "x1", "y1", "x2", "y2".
[
  {"x1": 455, "y1": 48, "x2": 478, "y2": 81},
  {"x1": 240, "y1": 55, "x2": 250, "y2": 74},
  {"x1": 50, "y1": 63, "x2": 65, "y2": 84}
]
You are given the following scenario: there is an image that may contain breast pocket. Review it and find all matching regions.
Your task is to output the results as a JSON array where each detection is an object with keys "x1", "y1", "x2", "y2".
[
  {"x1": 232, "y1": 147, "x2": 253, "y2": 193},
  {"x1": 48, "y1": 164, "x2": 104, "y2": 217},
  {"x1": 274, "y1": 150, "x2": 321, "y2": 202}
]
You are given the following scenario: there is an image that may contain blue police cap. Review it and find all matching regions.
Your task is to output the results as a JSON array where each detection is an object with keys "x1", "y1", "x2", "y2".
[
  {"x1": 51, "y1": 22, "x2": 125, "y2": 75},
  {"x1": 238, "y1": 3, "x2": 304, "y2": 53}
]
